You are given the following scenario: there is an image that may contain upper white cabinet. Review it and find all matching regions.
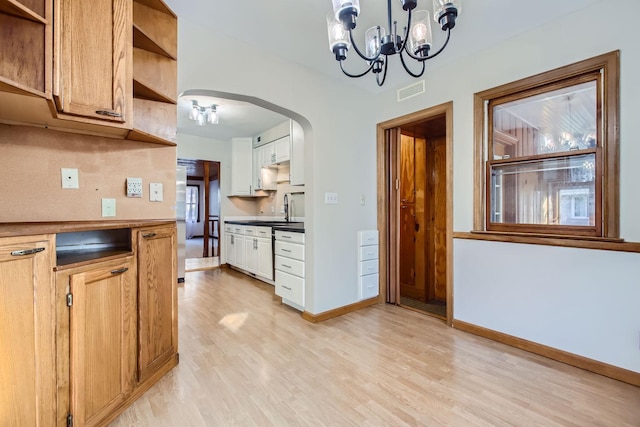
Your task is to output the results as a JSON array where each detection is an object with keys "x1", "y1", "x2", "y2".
[
  {"x1": 274, "y1": 135, "x2": 290, "y2": 163},
  {"x1": 253, "y1": 119, "x2": 305, "y2": 185},
  {"x1": 231, "y1": 137, "x2": 253, "y2": 196}
]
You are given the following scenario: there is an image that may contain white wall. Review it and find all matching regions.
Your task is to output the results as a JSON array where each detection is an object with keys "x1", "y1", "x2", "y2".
[
  {"x1": 372, "y1": 0, "x2": 640, "y2": 373},
  {"x1": 176, "y1": 21, "x2": 378, "y2": 313}
]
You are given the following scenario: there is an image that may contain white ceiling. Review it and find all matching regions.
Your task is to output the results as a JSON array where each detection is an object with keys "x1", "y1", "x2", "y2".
[{"x1": 166, "y1": 0, "x2": 600, "y2": 141}]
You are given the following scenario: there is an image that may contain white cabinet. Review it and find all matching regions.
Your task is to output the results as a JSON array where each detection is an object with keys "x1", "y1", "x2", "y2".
[
  {"x1": 358, "y1": 230, "x2": 379, "y2": 300},
  {"x1": 274, "y1": 230, "x2": 305, "y2": 310},
  {"x1": 253, "y1": 146, "x2": 276, "y2": 191},
  {"x1": 231, "y1": 137, "x2": 253, "y2": 196},
  {"x1": 225, "y1": 223, "x2": 274, "y2": 282},
  {"x1": 274, "y1": 135, "x2": 290, "y2": 163}
]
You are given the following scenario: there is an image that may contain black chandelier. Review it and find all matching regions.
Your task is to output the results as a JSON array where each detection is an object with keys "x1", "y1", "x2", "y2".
[{"x1": 326, "y1": 0, "x2": 461, "y2": 86}]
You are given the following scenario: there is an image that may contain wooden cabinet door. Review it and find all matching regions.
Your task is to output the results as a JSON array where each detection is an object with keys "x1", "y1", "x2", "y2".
[
  {"x1": 0, "y1": 235, "x2": 56, "y2": 427},
  {"x1": 54, "y1": 0, "x2": 131, "y2": 123},
  {"x1": 68, "y1": 256, "x2": 136, "y2": 427},
  {"x1": 136, "y1": 225, "x2": 177, "y2": 382}
]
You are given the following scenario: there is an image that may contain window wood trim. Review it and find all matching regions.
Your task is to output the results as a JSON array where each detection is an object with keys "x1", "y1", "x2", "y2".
[{"x1": 473, "y1": 50, "x2": 620, "y2": 239}]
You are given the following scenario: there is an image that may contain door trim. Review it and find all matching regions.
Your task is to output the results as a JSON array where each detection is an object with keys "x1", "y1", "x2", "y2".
[{"x1": 376, "y1": 101, "x2": 454, "y2": 326}]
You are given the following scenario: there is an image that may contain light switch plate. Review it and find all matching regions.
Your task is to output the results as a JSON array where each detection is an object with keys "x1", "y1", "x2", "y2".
[
  {"x1": 101, "y1": 198, "x2": 116, "y2": 217},
  {"x1": 61, "y1": 168, "x2": 79, "y2": 189},
  {"x1": 324, "y1": 192, "x2": 338, "y2": 204},
  {"x1": 126, "y1": 177, "x2": 143, "y2": 198},
  {"x1": 150, "y1": 183, "x2": 163, "y2": 202}
]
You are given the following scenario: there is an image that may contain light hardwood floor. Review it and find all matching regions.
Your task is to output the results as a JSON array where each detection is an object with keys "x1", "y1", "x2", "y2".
[{"x1": 111, "y1": 269, "x2": 640, "y2": 426}]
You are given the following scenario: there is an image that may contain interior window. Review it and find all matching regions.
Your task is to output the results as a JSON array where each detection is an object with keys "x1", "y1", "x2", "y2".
[
  {"x1": 474, "y1": 51, "x2": 619, "y2": 238},
  {"x1": 186, "y1": 185, "x2": 199, "y2": 223}
]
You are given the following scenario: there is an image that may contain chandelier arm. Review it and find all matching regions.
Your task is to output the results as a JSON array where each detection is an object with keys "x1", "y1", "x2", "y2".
[
  {"x1": 404, "y1": 28, "x2": 452, "y2": 62},
  {"x1": 399, "y1": 50, "x2": 426, "y2": 78},
  {"x1": 339, "y1": 59, "x2": 376, "y2": 78},
  {"x1": 397, "y1": 8, "x2": 413, "y2": 55},
  {"x1": 349, "y1": 27, "x2": 382, "y2": 62},
  {"x1": 376, "y1": 57, "x2": 389, "y2": 87}
]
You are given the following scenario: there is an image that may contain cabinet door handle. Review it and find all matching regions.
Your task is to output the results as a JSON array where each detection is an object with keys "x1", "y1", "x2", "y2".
[
  {"x1": 282, "y1": 285, "x2": 292, "y2": 291},
  {"x1": 281, "y1": 248, "x2": 292, "y2": 253},
  {"x1": 142, "y1": 232, "x2": 157, "y2": 238},
  {"x1": 95, "y1": 109, "x2": 123, "y2": 118},
  {"x1": 11, "y1": 247, "x2": 45, "y2": 256},
  {"x1": 111, "y1": 267, "x2": 129, "y2": 275},
  {"x1": 281, "y1": 264, "x2": 292, "y2": 269},
  {"x1": 281, "y1": 235, "x2": 291, "y2": 239}
]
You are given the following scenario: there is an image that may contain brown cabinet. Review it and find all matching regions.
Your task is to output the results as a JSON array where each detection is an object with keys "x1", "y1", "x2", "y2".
[
  {"x1": 58, "y1": 256, "x2": 137, "y2": 427},
  {"x1": 135, "y1": 224, "x2": 177, "y2": 382},
  {"x1": 0, "y1": 234, "x2": 56, "y2": 427},
  {"x1": 53, "y1": 0, "x2": 131, "y2": 124}
]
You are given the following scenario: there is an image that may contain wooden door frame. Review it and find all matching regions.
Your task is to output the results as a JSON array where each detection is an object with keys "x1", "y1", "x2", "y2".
[{"x1": 376, "y1": 101, "x2": 454, "y2": 326}]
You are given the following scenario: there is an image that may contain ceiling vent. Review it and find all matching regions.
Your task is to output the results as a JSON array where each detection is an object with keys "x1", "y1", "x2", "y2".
[{"x1": 397, "y1": 80, "x2": 425, "y2": 102}]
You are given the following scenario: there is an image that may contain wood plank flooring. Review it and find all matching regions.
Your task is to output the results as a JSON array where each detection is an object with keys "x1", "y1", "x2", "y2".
[{"x1": 111, "y1": 269, "x2": 640, "y2": 426}]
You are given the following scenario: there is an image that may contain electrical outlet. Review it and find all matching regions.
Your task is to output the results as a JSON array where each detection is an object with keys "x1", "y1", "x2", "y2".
[
  {"x1": 101, "y1": 198, "x2": 116, "y2": 217},
  {"x1": 126, "y1": 177, "x2": 143, "y2": 198},
  {"x1": 61, "y1": 168, "x2": 79, "y2": 189}
]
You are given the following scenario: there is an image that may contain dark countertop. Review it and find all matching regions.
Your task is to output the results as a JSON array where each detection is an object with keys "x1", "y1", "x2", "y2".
[{"x1": 224, "y1": 220, "x2": 305, "y2": 233}]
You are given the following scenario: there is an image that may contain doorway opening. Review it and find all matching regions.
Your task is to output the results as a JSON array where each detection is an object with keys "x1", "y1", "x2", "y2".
[
  {"x1": 377, "y1": 102, "x2": 453, "y2": 324},
  {"x1": 179, "y1": 158, "x2": 221, "y2": 271}
]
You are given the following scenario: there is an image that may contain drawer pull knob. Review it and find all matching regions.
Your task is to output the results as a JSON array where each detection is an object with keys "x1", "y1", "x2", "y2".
[
  {"x1": 11, "y1": 247, "x2": 45, "y2": 256},
  {"x1": 111, "y1": 267, "x2": 129, "y2": 275}
]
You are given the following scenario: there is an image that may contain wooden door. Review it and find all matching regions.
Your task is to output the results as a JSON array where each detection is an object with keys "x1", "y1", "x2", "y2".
[
  {"x1": 0, "y1": 235, "x2": 56, "y2": 427},
  {"x1": 54, "y1": 0, "x2": 131, "y2": 123},
  {"x1": 426, "y1": 136, "x2": 448, "y2": 301},
  {"x1": 68, "y1": 256, "x2": 136, "y2": 427},
  {"x1": 398, "y1": 132, "x2": 427, "y2": 301},
  {"x1": 136, "y1": 225, "x2": 177, "y2": 382}
]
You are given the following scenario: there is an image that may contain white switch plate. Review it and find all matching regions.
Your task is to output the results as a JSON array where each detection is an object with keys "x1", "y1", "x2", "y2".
[
  {"x1": 360, "y1": 195, "x2": 366, "y2": 205},
  {"x1": 150, "y1": 182, "x2": 163, "y2": 202},
  {"x1": 324, "y1": 192, "x2": 338, "y2": 204},
  {"x1": 61, "y1": 168, "x2": 79, "y2": 189},
  {"x1": 126, "y1": 177, "x2": 143, "y2": 198},
  {"x1": 101, "y1": 198, "x2": 116, "y2": 217}
]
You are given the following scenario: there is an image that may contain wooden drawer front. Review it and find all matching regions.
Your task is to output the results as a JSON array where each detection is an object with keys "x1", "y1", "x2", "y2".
[
  {"x1": 275, "y1": 230, "x2": 304, "y2": 244},
  {"x1": 359, "y1": 273, "x2": 379, "y2": 300},
  {"x1": 275, "y1": 240, "x2": 304, "y2": 261},
  {"x1": 358, "y1": 259, "x2": 379, "y2": 276},
  {"x1": 275, "y1": 270, "x2": 304, "y2": 306},
  {"x1": 256, "y1": 226, "x2": 271, "y2": 238},
  {"x1": 359, "y1": 245, "x2": 379, "y2": 261},
  {"x1": 275, "y1": 255, "x2": 304, "y2": 278},
  {"x1": 243, "y1": 226, "x2": 257, "y2": 236}
]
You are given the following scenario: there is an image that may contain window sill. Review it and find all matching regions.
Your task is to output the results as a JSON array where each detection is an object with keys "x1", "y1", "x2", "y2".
[{"x1": 453, "y1": 231, "x2": 640, "y2": 253}]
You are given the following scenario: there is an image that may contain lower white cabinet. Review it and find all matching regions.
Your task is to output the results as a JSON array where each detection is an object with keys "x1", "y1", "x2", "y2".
[
  {"x1": 225, "y1": 223, "x2": 273, "y2": 282},
  {"x1": 274, "y1": 230, "x2": 305, "y2": 310},
  {"x1": 358, "y1": 230, "x2": 379, "y2": 300}
]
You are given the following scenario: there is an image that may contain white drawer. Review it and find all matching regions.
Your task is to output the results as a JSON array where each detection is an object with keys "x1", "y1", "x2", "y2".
[
  {"x1": 358, "y1": 230, "x2": 378, "y2": 246},
  {"x1": 275, "y1": 230, "x2": 305, "y2": 244},
  {"x1": 358, "y1": 259, "x2": 379, "y2": 276},
  {"x1": 359, "y1": 273, "x2": 379, "y2": 300},
  {"x1": 275, "y1": 255, "x2": 304, "y2": 277},
  {"x1": 256, "y1": 226, "x2": 271, "y2": 238},
  {"x1": 359, "y1": 245, "x2": 379, "y2": 261},
  {"x1": 232, "y1": 225, "x2": 244, "y2": 234},
  {"x1": 224, "y1": 223, "x2": 234, "y2": 233},
  {"x1": 275, "y1": 270, "x2": 304, "y2": 307},
  {"x1": 275, "y1": 240, "x2": 304, "y2": 261},
  {"x1": 243, "y1": 226, "x2": 257, "y2": 236}
]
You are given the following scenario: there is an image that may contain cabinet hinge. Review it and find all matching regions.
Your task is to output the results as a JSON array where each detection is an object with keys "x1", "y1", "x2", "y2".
[
  {"x1": 66, "y1": 293, "x2": 73, "y2": 307},
  {"x1": 67, "y1": 414, "x2": 73, "y2": 427}
]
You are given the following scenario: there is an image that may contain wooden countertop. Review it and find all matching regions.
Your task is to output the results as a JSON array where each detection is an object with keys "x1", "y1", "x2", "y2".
[{"x1": 0, "y1": 219, "x2": 176, "y2": 238}]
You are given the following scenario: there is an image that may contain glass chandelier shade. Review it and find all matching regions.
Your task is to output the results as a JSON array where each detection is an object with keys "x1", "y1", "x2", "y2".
[{"x1": 189, "y1": 100, "x2": 219, "y2": 126}]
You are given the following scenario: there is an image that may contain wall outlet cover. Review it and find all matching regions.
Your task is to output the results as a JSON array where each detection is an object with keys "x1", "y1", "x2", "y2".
[
  {"x1": 150, "y1": 182, "x2": 163, "y2": 202},
  {"x1": 101, "y1": 198, "x2": 116, "y2": 217},
  {"x1": 61, "y1": 168, "x2": 79, "y2": 189},
  {"x1": 126, "y1": 177, "x2": 143, "y2": 198},
  {"x1": 324, "y1": 192, "x2": 338, "y2": 204}
]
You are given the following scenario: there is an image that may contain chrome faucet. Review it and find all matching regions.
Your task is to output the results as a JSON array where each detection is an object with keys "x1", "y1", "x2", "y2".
[{"x1": 284, "y1": 194, "x2": 289, "y2": 222}]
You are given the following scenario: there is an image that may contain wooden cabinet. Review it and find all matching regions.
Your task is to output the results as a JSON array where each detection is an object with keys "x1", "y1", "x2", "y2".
[
  {"x1": 58, "y1": 256, "x2": 137, "y2": 427},
  {"x1": 135, "y1": 225, "x2": 177, "y2": 382},
  {"x1": 0, "y1": 234, "x2": 56, "y2": 427},
  {"x1": 53, "y1": 0, "x2": 131, "y2": 125}
]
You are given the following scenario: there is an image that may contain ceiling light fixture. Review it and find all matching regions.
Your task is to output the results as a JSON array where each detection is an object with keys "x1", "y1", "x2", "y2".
[
  {"x1": 327, "y1": 0, "x2": 461, "y2": 86},
  {"x1": 189, "y1": 100, "x2": 219, "y2": 126}
]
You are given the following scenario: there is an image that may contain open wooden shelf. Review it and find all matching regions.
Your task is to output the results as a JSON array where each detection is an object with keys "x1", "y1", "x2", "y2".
[
  {"x1": 132, "y1": 47, "x2": 176, "y2": 103},
  {"x1": 0, "y1": 0, "x2": 46, "y2": 23},
  {"x1": 133, "y1": 2, "x2": 176, "y2": 60},
  {"x1": 133, "y1": 0, "x2": 175, "y2": 17}
]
